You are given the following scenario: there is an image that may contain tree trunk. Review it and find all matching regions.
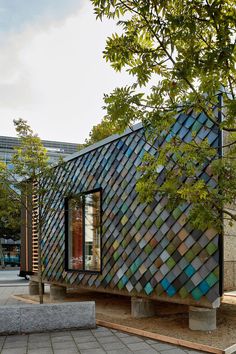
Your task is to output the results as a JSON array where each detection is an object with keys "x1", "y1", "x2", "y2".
[{"x1": 0, "y1": 242, "x2": 5, "y2": 268}]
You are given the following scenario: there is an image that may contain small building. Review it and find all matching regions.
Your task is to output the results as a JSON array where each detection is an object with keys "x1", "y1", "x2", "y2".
[{"x1": 21, "y1": 110, "x2": 235, "y2": 329}]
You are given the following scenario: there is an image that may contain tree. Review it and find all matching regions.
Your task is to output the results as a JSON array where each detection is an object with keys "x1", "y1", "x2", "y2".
[
  {"x1": 91, "y1": 0, "x2": 236, "y2": 230},
  {"x1": 84, "y1": 117, "x2": 121, "y2": 146},
  {"x1": 0, "y1": 119, "x2": 69, "y2": 303},
  {"x1": 0, "y1": 182, "x2": 21, "y2": 267},
  {"x1": 0, "y1": 176, "x2": 21, "y2": 239}
]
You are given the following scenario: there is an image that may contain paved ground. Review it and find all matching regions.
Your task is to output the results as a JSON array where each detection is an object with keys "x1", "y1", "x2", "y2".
[
  {"x1": 0, "y1": 270, "x2": 208, "y2": 354},
  {"x1": 0, "y1": 327, "x2": 206, "y2": 354}
]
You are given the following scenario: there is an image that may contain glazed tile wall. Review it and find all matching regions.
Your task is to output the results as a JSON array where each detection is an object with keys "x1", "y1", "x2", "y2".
[{"x1": 41, "y1": 111, "x2": 221, "y2": 304}]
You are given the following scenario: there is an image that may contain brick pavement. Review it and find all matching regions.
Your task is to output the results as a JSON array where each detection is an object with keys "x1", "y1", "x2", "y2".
[
  {"x1": 0, "y1": 326, "x2": 206, "y2": 354},
  {"x1": 0, "y1": 284, "x2": 207, "y2": 354}
]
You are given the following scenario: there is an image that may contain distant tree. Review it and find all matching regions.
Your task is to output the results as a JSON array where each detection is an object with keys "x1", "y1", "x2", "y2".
[
  {"x1": 91, "y1": 0, "x2": 236, "y2": 230},
  {"x1": 84, "y1": 117, "x2": 120, "y2": 146},
  {"x1": 0, "y1": 179, "x2": 21, "y2": 240},
  {"x1": 0, "y1": 119, "x2": 69, "y2": 302},
  {"x1": 0, "y1": 181, "x2": 21, "y2": 268}
]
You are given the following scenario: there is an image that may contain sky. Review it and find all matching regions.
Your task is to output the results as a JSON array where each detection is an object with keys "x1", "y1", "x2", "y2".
[{"x1": 0, "y1": 0, "x2": 134, "y2": 144}]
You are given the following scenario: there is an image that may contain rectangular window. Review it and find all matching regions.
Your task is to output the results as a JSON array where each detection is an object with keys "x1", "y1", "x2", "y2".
[{"x1": 66, "y1": 190, "x2": 101, "y2": 272}]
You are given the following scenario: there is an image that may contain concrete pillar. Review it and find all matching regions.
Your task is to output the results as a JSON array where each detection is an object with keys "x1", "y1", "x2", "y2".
[
  {"x1": 29, "y1": 281, "x2": 39, "y2": 295},
  {"x1": 50, "y1": 284, "x2": 66, "y2": 301},
  {"x1": 29, "y1": 281, "x2": 45, "y2": 295},
  {"x1": 189, "y1": 306, "x2": 216, "y2": 331},
  {"x1": 131, "y1": 297, "x2": 156, "y2": 318}
]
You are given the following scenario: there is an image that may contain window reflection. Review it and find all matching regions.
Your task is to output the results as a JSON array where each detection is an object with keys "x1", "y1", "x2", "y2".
[
  {"x1": 84, "y1": 192, "x2": 101, "y2": 271},
  {"x1": 67, "y1": 191, "x2": 101, "y2": 272}
]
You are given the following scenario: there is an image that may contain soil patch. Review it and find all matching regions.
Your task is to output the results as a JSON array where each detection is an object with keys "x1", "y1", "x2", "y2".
[{"x1": 13, "y1": 289, "x2": 236, "y2": 350}]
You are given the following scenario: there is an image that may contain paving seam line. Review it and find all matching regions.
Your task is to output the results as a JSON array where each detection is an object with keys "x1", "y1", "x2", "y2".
[
  {"x1": 96, "y1": 319, "x2": 226, "y2": 354},
  {"x1": 10, "y1": 295, "x2": 236, "y2": 354}
]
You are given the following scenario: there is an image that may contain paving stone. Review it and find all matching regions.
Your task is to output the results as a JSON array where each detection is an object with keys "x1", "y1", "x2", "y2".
[
  {"x1": 53, "y1": 349, "x2": 79, "y2": 354},
  {"x1": 97, "y1": 335, "x2": 121, "y2": 344},
  {"x1": 29, "y1": 334, "x2": 51, "y2": 342},
  {"x1": 4, "y1": 335, "x2": 27, "y2": 343},
  {"x1": 3, "y1": 341, "x2": 28, "y2": 349},
  {"x1": 1, "y1": 349, "x2": 27, "y2": 354},
  {"x1": 150, "y1": 343, "x2": 178, "y2": 351},
  {"x1": 120, "y1": 335, "x2": 144, "y2": 344},
  {"x1": 95, "y1": 326, "x2": 111, "y2": 332},
  {"x1": 135, "y1": 349, "x2": 159, "y2": 354},
  {"x1": 127, "y1": 341, "x2": 154, "y2": 351},
  {"x1": 28, "y1": 342, "x2": 52, "y2": 350},
  {"x1": 71, "y1": 330, "x2": 92, "y2": 337},
  {"x1": 51, "y1": 335, "x2": 73, "y2": 343},
  {"x1": 106, "y1": 349, "x2": 133, "y2": 354},
  {"x1": 77, "y1": 341, "x2": 102, "y2": 350},
  {"x1": 146, "y1": 339, "x2": 161, "y2": 344},
  {"x1": 93, "y1": 331, "x2": 114, "y2": 337},
  {"x1": 101, "y1": 341, "x2": 127, "y2": 350},
  {"x1": 52, "y1": 341, "x2": 77, "y2": 350},
  {"x1": 51, "y1": 331, "x2": 73, "y2": 337},
  {"x1": 113, "y1": 332, "x2": 130, "y2": 338},
  {"x1": 74, "y1": 335, "x2": 97, "y2": 343},
  {"x1": 80, "y1": 349, "x2": 106, "y2": 354},
  {"x1": 160, "y1": 349, "x2": 187, "y2": 354},
  {"x1": 27, "y1": 349, "x2": 54, "y2": 354}
]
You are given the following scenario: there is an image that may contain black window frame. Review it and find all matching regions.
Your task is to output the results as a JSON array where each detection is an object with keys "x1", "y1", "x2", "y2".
[{"x1": 65, "y1": 188, "x2": 102, "y2": 274}]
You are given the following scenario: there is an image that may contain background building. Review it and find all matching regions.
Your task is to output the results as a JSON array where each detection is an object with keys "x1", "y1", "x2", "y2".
[
  {"x1": 0, "y1": 135, "x2": 79, "y2": 167},
  {"x1": 0, "y1": 135, "x2": 80, "y2": 268}
]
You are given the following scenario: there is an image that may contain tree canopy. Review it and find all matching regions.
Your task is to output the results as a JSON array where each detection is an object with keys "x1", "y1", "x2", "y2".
[
  {"x1": 0, "y1": 119, "x2": 64, "y2": 302},
  {"x1": 84, "y1": 117, "x2": 121, "y2": 146},
  {"x1": 91, "y1": 0, "x2": 236, "y2": 230}
]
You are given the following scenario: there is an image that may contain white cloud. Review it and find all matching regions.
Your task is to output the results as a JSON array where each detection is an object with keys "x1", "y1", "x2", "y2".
[{"x1": 0, "y1": 1, "x2": 134, "y2": 143}]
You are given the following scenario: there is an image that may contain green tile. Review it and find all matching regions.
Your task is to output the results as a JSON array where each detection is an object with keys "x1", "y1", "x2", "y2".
[
  {"x1": 191, "y1": 287, "x2": 203, "y2": 301},
  {"x1": 185, "y1": 250, "x2": 195, "y2": 262},
  {"x1": 166, "y1": 257, "x2": 176, "y2": 270},
  {"x1": 121, "y1": 215, "x2": 128, "y2": 225},
  {"x1": 155, "y1": 217, "x2": 164, "y2": 228},
  {"x1": 121, "y1": 204, "x2": 128, "y2": 213},
  {"x1": 135, "y1": 219, "x2": 142, "y2": 230},
  {"x1": 118, "y1": 280, "x2": 124, "y2": 289},
  {"x1": 121, "y1": 240, "x2": 127, "y2": 248},
  {"x1": 145, "y1": 205, "x2": 153, "y2": 215},
  {"x1": 205, "y1": 273, "x2": 218, "y2": 287},
  {"x1": 192, "y1": 243, "x2": 201, "y2": 254},
  {"x1": 144, "y1": 244, "x2": 152, "y2": 255},
  {"x1": 172, "y1": 207, "x2": 182, "y2": 220},
  {"x1": 206, "y1": 242, "x2": 217, "y2": 255},
  {"x1": 213, "y1": 267, "x2": 219, "y2": 278},
  {"x1": 179, "y1": 287, "x2": 189, "y2": 299},
  {"x1": 113, "y1": 251, "x2": 120, "y2": 261},
  {"x1": 145, "y1": 218, "x2": 152, "y2": 229},
  {"x1": 166, "y1": 244, "x2": 175, "y2": 255},
  {"x1": 192, "y1": 121, "x2": 202, "y2": 132}
]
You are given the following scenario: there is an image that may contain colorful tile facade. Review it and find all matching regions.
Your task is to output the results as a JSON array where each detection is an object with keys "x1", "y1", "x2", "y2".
[{"x1": 41, "y1": 111, "x2": 221, "y2": 305}]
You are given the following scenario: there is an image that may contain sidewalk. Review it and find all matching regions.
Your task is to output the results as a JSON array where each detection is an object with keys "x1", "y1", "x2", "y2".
[
  {"x1": 0, "y1": 285, "x2": 207, "y2": 354},
  {"x1": 0, "y1": 326, "x2": 204, "y2": 354}
]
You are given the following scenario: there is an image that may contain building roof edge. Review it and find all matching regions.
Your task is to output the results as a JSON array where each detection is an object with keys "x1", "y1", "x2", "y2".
[{"x1": 63, "y1": 122, "x2": 143, "y2": 163}]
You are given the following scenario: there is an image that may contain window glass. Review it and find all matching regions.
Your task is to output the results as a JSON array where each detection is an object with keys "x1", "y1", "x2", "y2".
[
  {"x1": 84, "y1": 192, "x2": 101, "y2": 271},
  {"x1": 67, "y1": 191, "x2": 101, "y2": 272},
  {"x1": 68, "y1": 197, "x2": 83, "y2": 270}
]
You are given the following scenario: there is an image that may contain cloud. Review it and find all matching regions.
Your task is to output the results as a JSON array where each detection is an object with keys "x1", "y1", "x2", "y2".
[{"x1": 0, "y1": 1, "x2": 134, "y2": 143}]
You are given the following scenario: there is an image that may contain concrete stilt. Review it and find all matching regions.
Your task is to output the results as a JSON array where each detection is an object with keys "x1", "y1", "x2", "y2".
[
  {"x1": 131, "y1": 297, "x2": 156, "y2": 318},
  {"x1": 50, "y1": 284, "x2": 66, "y2": 301},
  {"x1": 29, "y1": 281, "x2": 39, "y2": 295},
  {"x1": 189, "y1": 306, "x2": 216, "y2": 331}
]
